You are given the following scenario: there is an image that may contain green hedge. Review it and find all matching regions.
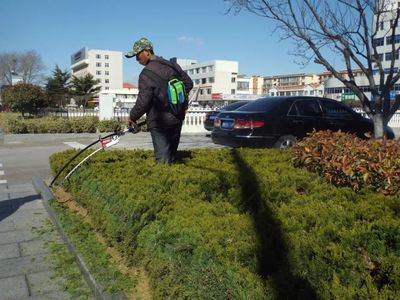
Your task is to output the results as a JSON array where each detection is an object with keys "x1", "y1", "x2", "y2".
[
  {"x1": 0, "y1": 113, "x2": 122, "y2": 133},
  {"x1": 49, "y1": 148, "x2": 400, "y2": 299}
]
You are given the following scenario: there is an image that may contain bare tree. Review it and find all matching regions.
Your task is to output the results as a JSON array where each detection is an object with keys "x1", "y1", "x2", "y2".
[
  {"x1": 226, "y1": 0, "x2": 400, "y2": 138},
  {"x1": 0, "y1": 50, "x2": 45, "y2": 86},
  {"x1": 0, "y1": 52, "x2": 18, "y2": 86}
]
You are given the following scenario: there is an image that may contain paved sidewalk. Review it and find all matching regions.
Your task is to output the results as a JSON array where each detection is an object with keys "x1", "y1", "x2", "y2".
[{"x1": 0, "y1": 182, "x2": 88, "y2": 299}]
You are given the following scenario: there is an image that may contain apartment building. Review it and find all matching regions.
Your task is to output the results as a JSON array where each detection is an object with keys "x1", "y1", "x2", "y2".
[
  {"x1": 252, "y1": 76, "x2": 264, "y2": 95},
  {"x1": 324, "y1": 0, "x2": 400, "y2": 101},
  {"x1": 264, "y1": 73, "x2": 321, "y2": 97},
  {"x1": 70, "y1": 47, "x2": 123, "y2": 92},
  {"x1": 372, "y1": 0, "x2": 400, "y2": 74},
  {"x1": 100, "y1": 82, "x2": 138, "y2": 110},
  {"x1": 179, "y1": 59, "x2": 239, "y2": 100},
  {"x1": 321, "y1": 69, "x2": 370, "y2": 101}
]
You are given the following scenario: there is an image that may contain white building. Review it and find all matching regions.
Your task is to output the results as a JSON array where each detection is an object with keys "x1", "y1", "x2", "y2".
[
  {"x1": 269, "y1": 84, "x2": 324, "y2": 97},
  {"x1": 324, "y1": 0, "x2": 400, "y2": 101},
  {"x1": 70, "y1": 47, "x2": 123, "y2": 92},
  {"x1": 236, "y1": 74, "x2": 253, "y2": 95},
  {"x1": 372, "y1": 0, "x2": 400, "y2": 74},
  {"x1": 99, "y1": 83, "x2": 138, "y2": 110},
  {"x1": 180, "y1": 59, "x2": 239, "y2": 101}
]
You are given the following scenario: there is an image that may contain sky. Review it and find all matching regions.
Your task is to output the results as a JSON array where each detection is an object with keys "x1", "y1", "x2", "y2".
[{"x1": 0, "y1": 0, "x2": 336, "y2": 84}]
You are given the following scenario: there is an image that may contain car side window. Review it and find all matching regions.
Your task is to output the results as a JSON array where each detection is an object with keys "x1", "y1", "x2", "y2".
[
  {"x1": 293, "y1": 100, "x2": 322, "y2": 117},
  {"x1": 322, "y1": 101, "x2": 355, "y2": 119}
]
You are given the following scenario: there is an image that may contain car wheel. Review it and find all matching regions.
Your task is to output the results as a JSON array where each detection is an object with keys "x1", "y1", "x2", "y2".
[{"x1": 274, "y1": 135, "x2": 297, "y2": 149}]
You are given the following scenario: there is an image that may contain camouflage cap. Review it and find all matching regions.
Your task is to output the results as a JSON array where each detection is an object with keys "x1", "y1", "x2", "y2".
[{"x1": 125, "y1": 38, "x2": 153, "y2": 58}]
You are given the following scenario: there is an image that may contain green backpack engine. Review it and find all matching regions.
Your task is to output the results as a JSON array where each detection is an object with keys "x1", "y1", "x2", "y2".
[{"x1": 142, "y1": 60, "x2": 188, "y2": 118}]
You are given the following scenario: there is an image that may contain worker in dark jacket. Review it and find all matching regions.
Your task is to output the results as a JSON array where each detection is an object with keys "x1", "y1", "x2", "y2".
[{"x1": 125, "y1": 38, "x2": 193, "y2": 163}]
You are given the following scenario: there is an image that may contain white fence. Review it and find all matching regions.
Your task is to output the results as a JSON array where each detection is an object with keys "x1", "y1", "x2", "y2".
[
  {"x1": 353, "y1": 108, "x2": 400, "y2": 128},
  {"x1": 59, "y1": 109, "x2": 209, "y2": 133},
  {"x1": 182, "y1": 112, "x2": 207, "y2": 133}
]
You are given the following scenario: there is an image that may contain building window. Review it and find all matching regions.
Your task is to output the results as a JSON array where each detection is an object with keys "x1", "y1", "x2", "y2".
[
  {"x1": 96, "y1": 62, "x2": 101, "y2": 67},
  {"x1": 386, "y1": 34, "x2": 400, "y2": 44},
  {"x1": 208, "y1": 65, "x2": 213, "y2": 72},
  {"x1": 189, "y1": 69, "x2": 194, "y2": 75},
  {"x1": 96, "y1": 71, "x2": 101, "y2": 75},
  {"x1": 105, "y1": 63, "x2": 110, "y2": 67},
  {"x1": 105, "y1": 79, "x2": 109, "y2": 83},
  {"x1": 231, "y1": 89, "x2": 235, "y2": 94},
  {"x1": 200, "y1": 89, "x2": 204, "y2": 95},
  {"x1": 385, "y1": 51, "x2": 399, "y2": 61},
  {"x1": 105, "y1": 87, "x2": 109, "y2": 90},
  {"x1": 202, "y1": 66, "x2": 207, "y2": 73},
  {"x1": 105, "y1": 55, "x2": 109, "y2": 59},
  {"x1": 96, "y1": 79, "x2": 101, "y2": 83},
  {"x1": 96, "y1": 54, "x2": 101, "y2": 59},
  {"x1": 105, "y1": 71, "x2": 109, "y2": 76},
  {"x1": 384, "y1": 67, "x2": 398, "y2": 74},
  {"x1": 207, "y1": 88, "x2": 211, "y2": 94},
  {"x1": 201, "y1": 78, "x2": 207, "y2": 84},
  {"x1": 380, "y1": 21, "x2": 384, "y2": 30},
  {"x1": 237, "y1": 81, "x2": 249, "y2": 91},
  {"x1": 195, "y1": 79, "x2": 200, "y2": 85},
  {"x1": 196, "y1": 68, "x2": 200, "y2": 74},
  {"x1": 231, "y1": 77, "x2": 236, "y2": 83},
  {"x1": 209, "y1": 77, "x2": 214, "y2": 83},
  {"x1": 373, "y1": 38, "x2": 384, "y2": 47}
]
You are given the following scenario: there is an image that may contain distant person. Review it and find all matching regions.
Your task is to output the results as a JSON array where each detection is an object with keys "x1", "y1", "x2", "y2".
[{"x1": 125, "y1": 38, "x2": 193, "y2": 163}]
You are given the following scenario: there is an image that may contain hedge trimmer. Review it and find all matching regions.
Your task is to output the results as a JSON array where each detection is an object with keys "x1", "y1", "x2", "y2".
[{"x1": 49, "y1": 121, "x2": 145, "y2": 188}]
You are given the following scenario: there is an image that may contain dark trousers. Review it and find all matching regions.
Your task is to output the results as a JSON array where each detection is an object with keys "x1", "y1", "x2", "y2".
[{"x1": 150, "y1": 124, "x2": 182, "y2": 164}]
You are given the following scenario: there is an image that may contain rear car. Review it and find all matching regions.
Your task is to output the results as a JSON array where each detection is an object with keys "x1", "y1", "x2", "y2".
[
  {"x1": 204, "y1": 101, "x2": 250, "y2": 131},
  {"x1": 211, "y1": 96, "x2": 395, "y2": 148}
]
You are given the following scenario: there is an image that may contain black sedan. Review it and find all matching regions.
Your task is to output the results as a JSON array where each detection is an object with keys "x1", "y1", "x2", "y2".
[
  {"x1": 211, "y1": 96, "x2": 395, "y2": 148},
  {"x1": 204, "y1": 101, "x2": 249, "y2": 131}
]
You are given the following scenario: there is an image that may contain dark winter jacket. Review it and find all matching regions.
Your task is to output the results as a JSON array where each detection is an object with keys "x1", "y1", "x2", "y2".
[{"x1": 129, "y1": 56, "x2": 193, "y2": 129}]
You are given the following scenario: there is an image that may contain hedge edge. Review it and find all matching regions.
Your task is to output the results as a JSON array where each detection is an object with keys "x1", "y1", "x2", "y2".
[{"x1": 31, "y1": 175, "x2": 127, "y2": 300}]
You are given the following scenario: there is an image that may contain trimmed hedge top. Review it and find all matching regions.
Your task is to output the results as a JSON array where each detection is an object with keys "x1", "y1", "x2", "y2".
[{"x1": 50, "y1": 147, "x2": 400, "y2": 299}]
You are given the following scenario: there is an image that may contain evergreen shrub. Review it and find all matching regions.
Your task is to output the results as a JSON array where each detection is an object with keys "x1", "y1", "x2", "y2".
[
  {"x1": 0, "y1": 113, "x2": 27, "y2": 133},
  {"x1": 49, "y1": 148, "x2": 400, "y2": 299},
  {"x1": 0, "y1": 113, "x2": 124, "y2": 133},
  {"x1": 97, "y1": 119, "x2": 122, "y2": 133}
]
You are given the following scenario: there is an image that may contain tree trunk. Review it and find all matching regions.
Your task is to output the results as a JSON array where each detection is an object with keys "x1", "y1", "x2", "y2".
[{"x1": 373, "y1": 113, "x2": 384, "y2": 138}]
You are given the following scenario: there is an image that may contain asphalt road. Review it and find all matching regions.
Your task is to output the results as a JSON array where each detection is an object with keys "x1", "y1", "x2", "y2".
[
  {"x1": 0, "y1": 132, "x2": 220, "y2": 185},
  {"x1": 0, "y1": 128, "x2": 399, "y2": 185}
]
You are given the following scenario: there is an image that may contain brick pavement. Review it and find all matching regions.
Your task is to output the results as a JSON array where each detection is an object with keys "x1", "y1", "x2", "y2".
[{"x1": 0, "y1": 182, "x2": 90, "y2": 299}]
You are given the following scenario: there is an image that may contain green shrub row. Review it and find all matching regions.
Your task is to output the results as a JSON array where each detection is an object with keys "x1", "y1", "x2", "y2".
[
  {"x1": 50, "y1": 148, "x2": 400, "y2": 299},
  {"x1": 0, "y1": 113, "x2": 122, "y2": 133},
  {"x1": 293, "y1": 130, "x2": 400, "y2": 195}
]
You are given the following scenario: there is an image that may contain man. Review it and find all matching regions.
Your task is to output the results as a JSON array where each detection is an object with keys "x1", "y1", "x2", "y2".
[{"x1": 125, "y1": 38, "x2": 193, "y2": 164}]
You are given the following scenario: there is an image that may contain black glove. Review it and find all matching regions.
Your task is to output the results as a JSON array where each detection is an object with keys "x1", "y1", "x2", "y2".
[{"x1": 128, "y1": 121, "x2": 141, "y2": 134}]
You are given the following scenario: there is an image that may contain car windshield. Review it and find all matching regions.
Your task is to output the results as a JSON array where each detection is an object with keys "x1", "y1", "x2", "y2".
[{"x1": 236, "y1": 97, "x2": 281, "y2": 112}]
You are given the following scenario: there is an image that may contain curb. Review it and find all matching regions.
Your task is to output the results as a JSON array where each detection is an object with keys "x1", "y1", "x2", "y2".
[{"x1": 32, "y1": 176, "x2": 127, "y2": 300}]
